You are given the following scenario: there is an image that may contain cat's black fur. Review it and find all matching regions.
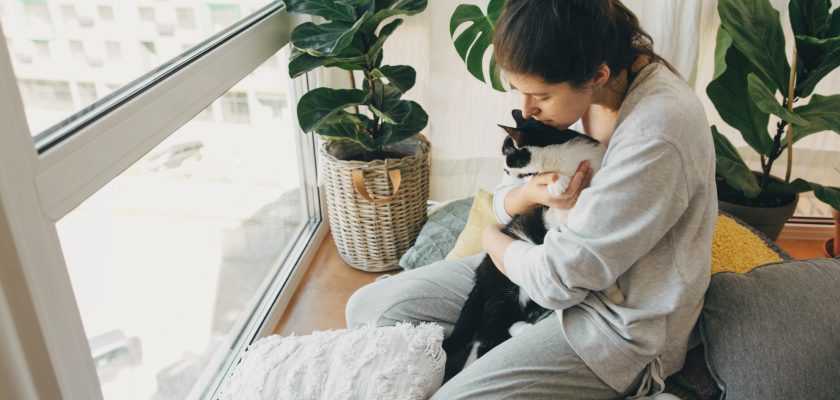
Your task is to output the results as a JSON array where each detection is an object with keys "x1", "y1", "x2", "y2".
[{"x1": 442, "y1": 110, "x2": 599, "y2": 378}]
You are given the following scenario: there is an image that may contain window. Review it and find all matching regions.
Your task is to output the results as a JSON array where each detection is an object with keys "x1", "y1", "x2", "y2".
[
  {"x1": 23, "y1": 0, "x2": 51, "y2": 26},
  {"x1": 77, "y1": 82, "x2": 97, "y2": 106},
  {"x1": 138, "y1": 6, "x2": 155, "y2": 23},
  {"x1": 2, "y1": 1, "x2": 272, "y2": 139},
  {"x1": 176, "y1": 7, "x2": 196, "y2": 30},
  {"x1": 0, "y1": 4, "x2": 323, "y2": 399},
  {"x1": 69, "y1": 40, "x2": 85, "y2": 60},
  {"x1": 33, "y1": 39, "x2": 50, "y2": 59},
  {"x1": 220, "y1": 92, "x2": 250, "y2": 124},
  {"x1": 18, "y1": 79, "x2": 74, "y2": 112},
  {"x1": 98, "y1": 5, "x2": 114, "y2": 22},
  {"x1": 208, "y1": 4, "x2": 241, "y2": 32},
  {"x1": 256, "y1": 93, "x2": 286, "y2": 119},
  {"x1": 56, "y1": 56, "x2": 304, "y2": 397},
  {"x1": 60, "y1": 4, "x2": 76, "y2": 26},
  {"x1": 105, "y1": 41, "x2": 121, "y2": 62}
]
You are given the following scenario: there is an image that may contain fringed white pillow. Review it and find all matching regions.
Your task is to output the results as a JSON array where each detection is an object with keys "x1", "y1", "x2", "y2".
[{"x1": 219, "y1": 322, "x2": 446, "y2": 400}]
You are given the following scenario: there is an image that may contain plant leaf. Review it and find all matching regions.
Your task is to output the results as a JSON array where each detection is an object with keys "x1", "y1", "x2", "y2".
[
  {"x1": 366, "y1": 80, "x2": 411, "y2": 124},
  {"x1": 706, "y1": 28, "x2": 774, "y2": 155},
  {"x1": 288, "y1": 36, "x2": 369, "y2": 78},
  {"x1": 810, "y1": 182, "x2": 840, "y2": 211},
  {"x1": 377, "y1": 101, "x2": 428, "y2": 147},
  {"x1": 371, "y1": 65, "x2": 416, "y2": 93},
  {"x1": 789, "y1": 0, "x2": 832, "y2": 38},
  {"x1": 718, "y1": 0, "x2": 791, "y2": 95},
  {"x1": 317, "y1": 112, "x2": 376, "y2": 150},
  {"x1": 291, "y1": 12, "x2": 371, "y2": 57},
  {"x1": 794, "y1": 35, "x2": 840, "y2": 97},
  {"x1": 771, "y1": 179, "x2": 840, "y2": 211},
  {"x1": 712, "y1": 126, "x2": 762, "y2": 198},
  {"x1": 829, "y1": 7, "x2": 840, "y2": 37},
  {"x1": 360, "y1": 0, "x2": 427, "y2": 34},
  {"x1": 281, "y1": 0, "x2": 356, "y2": 22},
  {"x1": 296, "y1": 88, "x2": 367, "y2": 132},
  {"x1": 450, "y1": 0, "x2": 506, "y2": 91},
  {"x1": 747, "y1": 73, "x2": 810, "y2": 126},
  {"x1": 365, "y1": 18, "x2": 403, "y2": 66},
  {"x1": 781, "y1": 94, "x2": 840, "y2": 150}
]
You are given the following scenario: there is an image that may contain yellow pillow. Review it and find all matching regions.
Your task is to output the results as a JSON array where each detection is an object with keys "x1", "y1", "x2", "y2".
[
  {"x1": 443, "y1": 191, "x2": 783, "y2": 275},
  {"x1": 445, "y1": 189, "x2": 496, "y2": 260},
  {"x1": 711, "y1": 214, "x2": 783, "y2": 275}
]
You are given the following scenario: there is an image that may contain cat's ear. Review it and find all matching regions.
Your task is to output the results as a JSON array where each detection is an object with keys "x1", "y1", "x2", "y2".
[
  {"x1": 512, "y1": 109, "x2": 527, "y2": 126},
  {"x1": 498, "y1": 124, "x2": 523, "y2": 149}
]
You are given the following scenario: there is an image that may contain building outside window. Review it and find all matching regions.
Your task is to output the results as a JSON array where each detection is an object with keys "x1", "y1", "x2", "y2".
[
  {"x1": 105, "y1": 40, "x2": 121, "y2": 62},
  {"x1": 76, "y1": 81, "x2": 97, "y2": 106},
  {"x1": 18, "y1": 79, "x2": 74, "y2": 111},
  {"x1": 176, "y1": 7, "x2": 196, "y2": 30},
  {"x1": 98, "y1": 5, "x2": 114, "y2": 22},
  {"x1": 220, "y1": 92, "x2": 250, "y2": 124},
  {"x1": 33, "y1": 39, "x2": 49, "y2": 59}
]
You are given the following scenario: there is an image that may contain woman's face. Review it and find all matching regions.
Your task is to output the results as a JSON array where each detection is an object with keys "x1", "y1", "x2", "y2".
[{"x1": 506, "y1": 72, "x2": 595, "y2": 130}]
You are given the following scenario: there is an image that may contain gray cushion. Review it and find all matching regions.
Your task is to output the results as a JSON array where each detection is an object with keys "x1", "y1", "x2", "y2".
[
  {"x1": 699, "y1": 258, "x2": 840, "y2": 399},
  {"x1": 399, "y1": 197, "x2": 473, "y2": 270}
]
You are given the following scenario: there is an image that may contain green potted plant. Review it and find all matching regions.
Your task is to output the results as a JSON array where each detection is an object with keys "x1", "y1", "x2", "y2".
[
  {"x1": 708, "y1": 0, "x2": 840, "y2": 240},
  {"x1": 282, "y1": 0, "x2": 431, "y2": 272}
]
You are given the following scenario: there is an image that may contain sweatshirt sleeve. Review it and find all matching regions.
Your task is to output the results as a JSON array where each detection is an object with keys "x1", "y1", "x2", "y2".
[
  {"x1": 492, "y1": 173, "x2": 524, "y2": 224},
  {"x1": 503, "y1": 136, "x2": 689, "y2": 310}
]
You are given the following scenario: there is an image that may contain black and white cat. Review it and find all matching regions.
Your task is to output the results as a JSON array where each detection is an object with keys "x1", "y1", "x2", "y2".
[{"x1": 442, "y1": 110, "x2": 622, "y2": 375}]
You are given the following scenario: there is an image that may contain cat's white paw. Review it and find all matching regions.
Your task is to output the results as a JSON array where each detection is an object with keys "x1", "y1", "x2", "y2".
[
  {"x1": 547, "y1": 175, "x2": 571, "y2": 196},
  {"x1": 508, "y1": 321, "x2": 534, "y2": 337}
]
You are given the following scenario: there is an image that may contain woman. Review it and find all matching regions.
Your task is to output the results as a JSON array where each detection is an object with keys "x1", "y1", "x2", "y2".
[{"x1": 346, "y1": 0, "x2": 716, "y2": 398}]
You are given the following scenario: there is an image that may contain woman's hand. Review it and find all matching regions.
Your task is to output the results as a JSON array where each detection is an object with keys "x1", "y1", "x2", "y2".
[{"x1": 525, "y1": 160, "x2": 593, "y2": 209}]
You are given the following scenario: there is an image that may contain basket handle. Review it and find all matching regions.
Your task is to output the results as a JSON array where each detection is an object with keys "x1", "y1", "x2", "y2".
[{"x1": 351, "y1": 169, "x2": 402, "y2": 205}]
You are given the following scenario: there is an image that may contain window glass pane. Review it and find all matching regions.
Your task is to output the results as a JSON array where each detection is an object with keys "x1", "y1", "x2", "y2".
[
  {"x1": 77, "y1": 82, "x2": 98, "y2": 105},
  {"x1": 55, "y1": 48, "x2": 303, "y2": 399},
  {"x1": 0, "y1": 0, "x2": 273, "y2": 135}
]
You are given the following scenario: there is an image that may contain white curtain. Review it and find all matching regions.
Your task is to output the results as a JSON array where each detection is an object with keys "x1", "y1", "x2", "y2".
[{"x1": 331, "y1": 0, "x2": 839, "y2": 202}]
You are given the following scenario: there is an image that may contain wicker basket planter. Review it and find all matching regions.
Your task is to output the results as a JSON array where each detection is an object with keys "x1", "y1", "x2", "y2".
[{"x1": 321, "y1": 135, "x2": 430, "y2": 272}]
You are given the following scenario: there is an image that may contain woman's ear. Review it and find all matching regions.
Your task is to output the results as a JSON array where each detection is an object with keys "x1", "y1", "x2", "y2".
[{"x1": 591, "y1": 63, "x2": 611, "y2": 87}]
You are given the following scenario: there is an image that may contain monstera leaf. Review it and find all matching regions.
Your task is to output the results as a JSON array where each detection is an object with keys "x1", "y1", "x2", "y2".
[{"x1": 450, "y1": 0, "x2": 506, "y2": 91}]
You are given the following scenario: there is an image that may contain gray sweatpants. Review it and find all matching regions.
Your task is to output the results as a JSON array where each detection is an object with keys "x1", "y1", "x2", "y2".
[{"x1": 345, "y1": 253, "x2": 645, "y2": 399}]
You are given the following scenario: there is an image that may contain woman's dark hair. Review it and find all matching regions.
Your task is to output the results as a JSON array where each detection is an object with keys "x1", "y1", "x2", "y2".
[{"x1": 492, "y1": 0, "x2": 679, "y2": 88}]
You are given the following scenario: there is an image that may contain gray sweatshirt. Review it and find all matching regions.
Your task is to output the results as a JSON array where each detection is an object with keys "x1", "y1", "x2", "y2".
[{"x1": 494, "y1": 63, "x2": 717, "y2": 395}]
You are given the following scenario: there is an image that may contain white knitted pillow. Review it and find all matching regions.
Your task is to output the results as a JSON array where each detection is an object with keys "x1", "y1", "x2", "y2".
[{"x1": 219, "y1": 322, "x2": 446, "y2": 400}]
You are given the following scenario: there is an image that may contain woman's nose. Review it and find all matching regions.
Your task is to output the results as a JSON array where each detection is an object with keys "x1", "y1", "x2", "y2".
[{"x1": 522, "y1": 96, "x2": 538, "y2": 119}]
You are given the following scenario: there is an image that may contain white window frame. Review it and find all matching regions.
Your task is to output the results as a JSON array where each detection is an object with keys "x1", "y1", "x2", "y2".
[{"x1": 0, "y1": 4, "x2": 328, "y2": 399}]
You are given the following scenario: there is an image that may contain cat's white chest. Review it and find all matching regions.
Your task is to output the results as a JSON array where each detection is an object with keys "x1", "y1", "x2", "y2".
[{"x1": 543, "y1": 208, "x2": 570, "y2": 231}]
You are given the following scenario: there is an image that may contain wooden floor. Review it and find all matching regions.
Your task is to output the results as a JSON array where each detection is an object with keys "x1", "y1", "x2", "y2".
[{"x1": 274, "y1": 232, "x2": 831, "y2": 336}]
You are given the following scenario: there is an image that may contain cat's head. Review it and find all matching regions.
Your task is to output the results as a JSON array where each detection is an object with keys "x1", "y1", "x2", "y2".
[{"x1": 499, "y1": 109, "x2": 598, "y2": 179}]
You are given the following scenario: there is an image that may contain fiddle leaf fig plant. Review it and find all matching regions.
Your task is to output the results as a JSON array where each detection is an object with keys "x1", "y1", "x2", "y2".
[
  {"x1": 450, "y1": 0, "x2": 506, "y2": 91},
  {"x1": 708, "y1": 0, "x2": 840, "y2": 210},
  {"x1": 282, "y1": 0, "x2": 429, "y2": 158}
]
